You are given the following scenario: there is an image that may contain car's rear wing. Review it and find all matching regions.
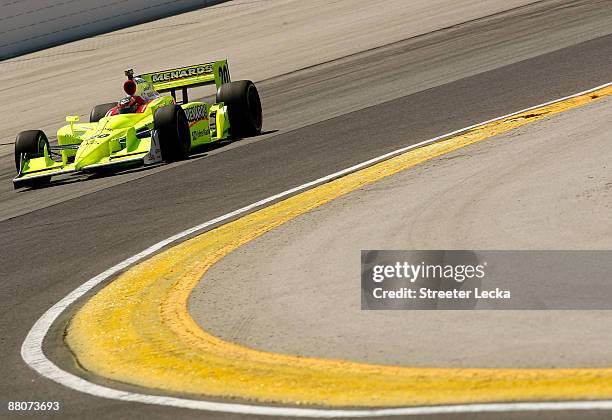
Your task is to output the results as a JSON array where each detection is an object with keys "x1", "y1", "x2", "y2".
[{"x1": 138, "y1": 59, "x2": 231, "y2": 102}]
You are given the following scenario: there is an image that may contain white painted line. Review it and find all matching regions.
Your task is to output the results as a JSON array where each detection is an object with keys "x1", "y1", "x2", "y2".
[{"x1": 22, "y1": 81, "x2": 612, "y2": 417}]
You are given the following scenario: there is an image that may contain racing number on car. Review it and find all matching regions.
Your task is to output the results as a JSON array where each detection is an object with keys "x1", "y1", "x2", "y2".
[{"x1": 218, "y1": 65, "x2": 230, "y2": 84}]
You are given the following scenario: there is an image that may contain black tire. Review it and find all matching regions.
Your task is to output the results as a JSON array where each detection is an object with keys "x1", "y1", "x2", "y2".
[
  {"x1": 90, "y1": 102, "x2": 117, "y2": 122},
  {"x1": 15, "y1": 130, "x2": 49, "y2": 172},
  {"x1": 216, "y1": 80, "x2": 262, "y2": 137},
  {"x1": 14, "y1": 130, "x2": 51, "y2": 187},
  {"x1": 154, "y1": 105, "x2": 191, "y2": 162}
]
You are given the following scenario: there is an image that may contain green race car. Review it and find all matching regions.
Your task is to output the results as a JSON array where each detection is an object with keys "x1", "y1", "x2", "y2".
[{"x1": 13, "y1": 59, "x2": 262, "y2": 189}]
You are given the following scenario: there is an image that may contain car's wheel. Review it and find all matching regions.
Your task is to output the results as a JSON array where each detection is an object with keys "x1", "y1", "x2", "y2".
[
  {"x1": 216, "y1": 80, "x2": 262, "y2": 137},
  {"x1": 154, "y1": 105, "x2": 191, "y2": 162},
  {"x1": 90, "y1": 102, "x2": 117, "y2": 122},
  {"x1": 14, "y1": 130, "x2": 51, "y2": 186}
]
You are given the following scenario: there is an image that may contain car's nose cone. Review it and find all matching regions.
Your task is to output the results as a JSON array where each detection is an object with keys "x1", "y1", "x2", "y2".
[{"x1": 74, "y1": 138, "x2": 109, "y2": 170}]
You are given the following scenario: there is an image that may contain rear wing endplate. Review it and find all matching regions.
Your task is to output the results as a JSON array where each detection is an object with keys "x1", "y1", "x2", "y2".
[{"x1": 138, "y1": 60, "x2": 231, "y2": 102}]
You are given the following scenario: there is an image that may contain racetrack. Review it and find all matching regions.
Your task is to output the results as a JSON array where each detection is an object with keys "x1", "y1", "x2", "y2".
[
  {"x1": 2, "y1": 0, "x2": 611, "y2": 221},
  {"x1": 2, "y1": 0, "x2": 612, "y2": 418},
  {"x1": 192, "y1": 95, "x2": 612, "y2": 369}
]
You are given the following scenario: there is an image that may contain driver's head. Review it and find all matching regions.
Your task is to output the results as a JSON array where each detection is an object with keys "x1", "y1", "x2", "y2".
[
  {"x1": 117, "y1": 96, "x2": 143, "y2": 114},
  {"x1": 117, "y1": 70, "x2": 159, "y2": 114}
]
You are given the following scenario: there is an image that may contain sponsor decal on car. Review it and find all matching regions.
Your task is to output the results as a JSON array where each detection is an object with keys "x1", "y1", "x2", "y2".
[
  {"x1": 88, "y1": 133, "x2": 111, "y2": 140},
  {"x1": 185, "y1": 105, "x2": 207, "y2": 123},
  {"x1": 191, "y1": 128, "x2": 210, "y2": 139},
  {"x1": 151, "y1": 64, "x2": 213, "y2": 83}
]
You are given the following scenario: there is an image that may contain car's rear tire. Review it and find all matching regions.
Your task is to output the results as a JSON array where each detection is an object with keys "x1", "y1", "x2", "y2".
[
  {"x1": 154, "y1": 105, "x2": 191, "y2": 162},
  {"x1": 216, "y1": 80, "x2": 262, "y2": 137},
  {"x1": 14, "y1": 130, "x2": 51, "y2": 187},
  {"x1": 90, "y1": 102, "x2": 117, "y2": 122}
]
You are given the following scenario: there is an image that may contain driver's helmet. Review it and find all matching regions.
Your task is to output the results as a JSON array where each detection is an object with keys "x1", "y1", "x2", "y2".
[
  {"x1": 118, "y1": 70, "x2": 160, "y2": 114},
  {"x1": 131, "y1": 77, "x2": 159, "y2": 101}
]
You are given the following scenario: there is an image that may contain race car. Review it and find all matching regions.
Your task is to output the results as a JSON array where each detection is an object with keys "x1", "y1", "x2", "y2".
[{"x1": 13, "y1": 59, "x2": 262, "y2": 189}]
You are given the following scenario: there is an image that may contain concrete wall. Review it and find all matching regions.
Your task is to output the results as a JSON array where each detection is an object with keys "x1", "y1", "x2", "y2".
[{"x1": 0, "y1": 0, "x2": 226, "y2": 60}]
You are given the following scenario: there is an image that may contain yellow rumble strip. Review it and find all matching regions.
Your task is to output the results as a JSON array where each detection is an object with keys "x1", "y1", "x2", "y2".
[{"x1": 67, "y1": 86, "x2": 612, "y2": 407}]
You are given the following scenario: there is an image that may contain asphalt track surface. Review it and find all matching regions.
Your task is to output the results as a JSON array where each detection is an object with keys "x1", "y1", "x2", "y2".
[{"x1": 2, "y1": 1, "x2": 612, "y2": 419}]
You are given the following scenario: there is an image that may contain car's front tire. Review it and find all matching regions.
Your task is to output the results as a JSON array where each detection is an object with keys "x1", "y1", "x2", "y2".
[
  {"x1": 14, "y1": 130, "x2": 51, "y2": 187},
  {"x1": 154, "y1": 105, "x2": 191, "y2": 162},
  {"x1": 216, "y1": 80, "x2": 262, "y2": 137}
]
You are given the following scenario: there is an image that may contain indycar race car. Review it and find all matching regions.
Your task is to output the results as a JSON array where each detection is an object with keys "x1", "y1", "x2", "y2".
[{"x1": 13, "y1": 59, "x2": 262, "y2": 188}]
